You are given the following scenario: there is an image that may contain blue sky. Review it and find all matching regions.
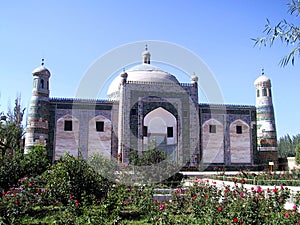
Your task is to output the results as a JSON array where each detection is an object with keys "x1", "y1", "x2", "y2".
[{"x1": 0, "y1": 0, "x2": 299, "y2": 138}]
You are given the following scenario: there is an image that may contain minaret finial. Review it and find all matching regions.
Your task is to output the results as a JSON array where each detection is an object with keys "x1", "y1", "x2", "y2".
[
  {"x1": 41, "y1": 58, "x2": 45, "y2": 66},
  {"x1": 261, "y1": 68, "x2": 264, "y2": 75},
  {"x1": 142, "y1": 45, "x2": 150, "y2": 64}
]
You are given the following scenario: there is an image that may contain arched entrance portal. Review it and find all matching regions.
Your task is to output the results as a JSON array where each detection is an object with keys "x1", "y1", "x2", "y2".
[{"x1": 143, "y1": 107, "x2": 177, "y2": 160}]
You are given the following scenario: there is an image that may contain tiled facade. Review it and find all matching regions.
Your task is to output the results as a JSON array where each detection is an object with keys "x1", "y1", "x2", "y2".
[{"x1": 24, "y1": 52, "x2": 278, "y2": 170}]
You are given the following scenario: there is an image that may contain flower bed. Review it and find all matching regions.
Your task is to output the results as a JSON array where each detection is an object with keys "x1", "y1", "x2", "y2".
[{"x1": 2, "y1": 177, "x2": 300, "y2": 224}]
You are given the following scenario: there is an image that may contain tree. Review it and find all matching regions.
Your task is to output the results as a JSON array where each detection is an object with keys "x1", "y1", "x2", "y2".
[
  {"x1": 295, "y1": 143, "x2": 300, "y2": 164},
  {"x1": 278, "y1": 133, "x2": 300, "y2": 158},
  {"x1": 253, "y1": 0, "x2": 300, "y2": 66},
  {"x1": 0, "y1": 96, "x2": 25, "y2": 156}
]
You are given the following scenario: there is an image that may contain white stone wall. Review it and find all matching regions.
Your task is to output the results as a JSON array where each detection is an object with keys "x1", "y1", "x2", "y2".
[
  {"x1": 87, "y1": 115, "x2": 111, "y2": 159},
  {"x1": 230, "y1": 119, "x2": 251, "y2": 163},
  {"x1": 202, "y1": 119, "x2": 224, "y2": 163},
  {"x1": 54, "y1": 114, "x2": 79, "y2": 160}
]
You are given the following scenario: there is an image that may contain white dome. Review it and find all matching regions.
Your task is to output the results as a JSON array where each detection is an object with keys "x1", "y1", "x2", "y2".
[
  {"x1": 32, "y1": 66, "x2": 51, "y2": 77},
  {"x1": 254, "y1": 75, "x2": 270, "y2": 86},
  {"x1": 107, "y1": 63, "x2": 179, "y2": 99}
]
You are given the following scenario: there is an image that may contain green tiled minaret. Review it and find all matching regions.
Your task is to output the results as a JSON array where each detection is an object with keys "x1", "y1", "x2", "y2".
[{"x1": 24, "y1": 59, "x2": 51, "y2": 153}]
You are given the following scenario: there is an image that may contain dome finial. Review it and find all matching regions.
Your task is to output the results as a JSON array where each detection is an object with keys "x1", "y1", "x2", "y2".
[
  {"x1": 41, "y1": 58, "x2": 45, "y2": 66},
  {"x1": 142, "y1": 45, "x2": 151, "y2": 64},
  {"x1": 261, "y1": 68, "x2": 264, "y2": 75}
]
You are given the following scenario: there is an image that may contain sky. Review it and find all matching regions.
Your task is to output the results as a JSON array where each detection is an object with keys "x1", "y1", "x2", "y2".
[{"x1": 0, "y1": 0, "x2": 299, "y2": 138}]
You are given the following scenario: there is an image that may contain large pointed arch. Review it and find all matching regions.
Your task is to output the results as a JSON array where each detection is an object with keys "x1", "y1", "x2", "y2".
[{"x1": 143, "y1": 107, "x2": 177, "y2": 156}]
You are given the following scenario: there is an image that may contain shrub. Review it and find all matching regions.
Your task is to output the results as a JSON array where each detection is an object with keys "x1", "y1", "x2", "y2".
[
  {"x1": 0, "y1": 145, "x2": 49, "y2": 192},
  {"x1": 43, "y1": 153, "x2": 111, "y2": 205}
]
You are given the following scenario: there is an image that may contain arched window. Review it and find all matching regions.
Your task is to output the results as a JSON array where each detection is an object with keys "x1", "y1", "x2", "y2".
[
  {"x1": 262, "y1": 88, "x2": 267, "y2": 97},
  {"x1": 41, "y1": 79, "x2": 44, "y2": 89},
  {"x1": 256, "y1": 89, "x2": 260, "y2": 97}
]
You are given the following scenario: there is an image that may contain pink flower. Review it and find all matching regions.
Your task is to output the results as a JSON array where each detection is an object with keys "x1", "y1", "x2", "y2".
[
  {"x1": 217, "y1": 207, "x2": 222, "y2": 212},
  {"x1": 284, "y1": 213, "x2": 290, "y2": 218},
  {"x1": 192, "y1": 195, "x2": 197, "y2": 200},
  {"x1": 20, "y1": 179, "x2": 25, "y2": 183},
  {"x1": 196, "y1": 179, "x2": 202, "y2": 184},
  {"x1": 15, "y1": 200, "x2": 19, "y2": 205},
  {"x1": 158, "y1": 204, "x2": 164, "y2": 211},
  {"x1": 174, "y1": 189, "x2": 179, "y2": 194},
  {"x1": 69, "y1": 194, "x2": 74, "y2": 199},
  {"x1": 293, "y1": 205, "x2": 298, "y2": 211}
]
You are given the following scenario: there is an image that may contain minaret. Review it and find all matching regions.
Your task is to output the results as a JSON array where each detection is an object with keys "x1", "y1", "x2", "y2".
[
  {"x1": 24, "y1": 59, "x2": 51, "y2": 153},
  {"x1": 254, "y1": 69, "x2": 278, "y2": 154}
]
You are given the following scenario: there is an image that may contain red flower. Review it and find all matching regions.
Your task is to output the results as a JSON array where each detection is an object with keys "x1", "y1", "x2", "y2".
[
  {"x1": 192, "y1": 195, "x2": 197, "y2": 200},
  {"x1": 69, "y1": 194, "x2": 74, "y2": 199},
  {"x1": 293, "y1": 205, "x2": 298, "y2": 211},
  {"x1": 158, "y1": 204, "x2": 164, "y2": 211},
  {"x1": 217, "y1": 207, "x2": 222, "y2": 212},
  {"x1": 233, "y1": 218, "x2": 238, "y2": 223},
  {"x1": 15, "y1": 200, "x2": 19, "y2": 205},
  {"x1": 273, "y1": 188, "x2": 278, "y2": 193},
  {"x1": 284, "y1": 213, "x2": 290, "y2": 218}
]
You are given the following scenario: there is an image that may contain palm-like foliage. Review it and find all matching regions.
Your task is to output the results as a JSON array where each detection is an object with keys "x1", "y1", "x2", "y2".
[{"x1": 253, "y1": 0, "x2": 300, "y2": 66}]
